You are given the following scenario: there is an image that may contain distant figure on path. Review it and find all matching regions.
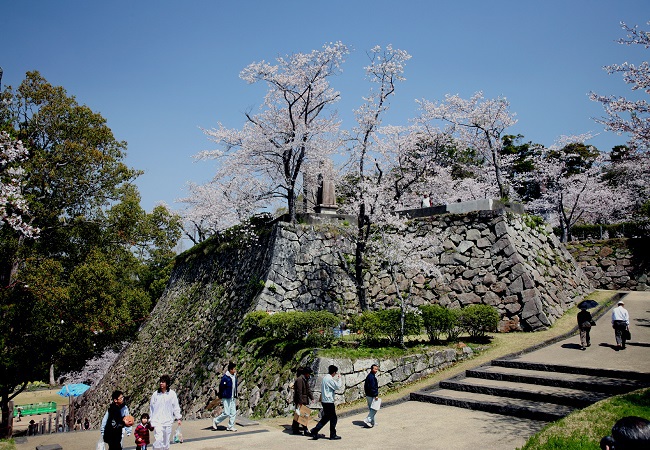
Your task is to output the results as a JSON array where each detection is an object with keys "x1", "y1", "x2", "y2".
[
  {"x1": 150, "y1": 375, "x2": 182, "y2": 450},
  {"x1": 292, "y1": 366, "x2": 314, "y2": 435},
  {"x1": 212, "y1": 362, "x2": 238, "y2": 432},
  {"x1": 611, "y1": 299, "x2": 630, "y2": 350},
  {"x1": 577, "y1": 308, "x2": 593, "y2": 350},
  {"x1": 421, "y1": 194, "x2": 431, "y2": 208},
  {"x1": 363, "y1": 364, "x2": 379, "y2": 428},
  {"x1": 309, "y1": 365, "x2": 342, "y2": 440}
]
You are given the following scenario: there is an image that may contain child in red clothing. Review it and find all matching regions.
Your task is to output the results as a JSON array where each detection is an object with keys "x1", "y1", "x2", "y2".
[{"x1": 134, "y1": 413, "x2": 154, "y2": 450}]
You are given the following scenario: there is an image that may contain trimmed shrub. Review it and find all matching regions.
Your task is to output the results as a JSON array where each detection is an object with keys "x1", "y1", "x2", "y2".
[
  {"x1": 240, "y1": 310, "x2": 269, "y2": 341},
  {"x1": 460, "y1": 304, "x2": 499, "y2": 338},
  {"x1": 240, "y1": 310, "x2": 339, "y2": 347},
  {"x1": 351, "y1": 311, "x2": 383, "y2": 345},
  {"x1": 352, "y1": 309, "x2": 422, "y2": 346},
  {"x1": 419, "y1": 304, "x2": 456, "y2": 343},
  {"x1": 445, "y1": 308, "x2": 463, "y2": 342}
]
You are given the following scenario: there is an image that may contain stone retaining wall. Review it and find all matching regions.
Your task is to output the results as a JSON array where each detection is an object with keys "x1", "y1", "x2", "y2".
[
  {"x1": 309, "y1": 346, "x2": 476, "y2": 405},
  {"x1": 256, "y1": 211, "x2": 592, "y2": 331},
  {"x1": 567, "y1": 238, "x2": 649, "y2": 291}
]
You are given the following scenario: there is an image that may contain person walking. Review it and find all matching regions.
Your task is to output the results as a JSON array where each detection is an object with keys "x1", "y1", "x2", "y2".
[
  {"x1": 212, "y1": 362, "x2": 238, "y2": 432},
  {"x1": 363, "y1": 364, "x2": 379, "y2": 427},
  {"x1": 611, "y1": 299, "x2": 630, "y2": 350},
  {"x1": 103, "y1": 390, "x2": 129, "y2": 450},
  {"x1": 149, "y1": 375, "x2": 182, "y2": 450},
  {"x1": 577, "y1": 308, "x2": 594, "y2": 350},
  {"x1": 134, "y1": 413, "x2": 154, "y2": 450},
  {"x1": 291, "y1": 367, "x2": 314, "y2": 435},
  {"x1": 309, "y1": 365, "x2": 342, "y2": 441}
]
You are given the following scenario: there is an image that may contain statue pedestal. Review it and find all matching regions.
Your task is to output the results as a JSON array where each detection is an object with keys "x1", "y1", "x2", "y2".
[{"x1": 315, "y1": 204, "x2": 338, "y2": 215}]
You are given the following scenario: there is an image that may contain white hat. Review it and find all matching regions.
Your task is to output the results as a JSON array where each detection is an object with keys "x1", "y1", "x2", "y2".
[{"x1": 618, "y1": 300, "x2": 625, "y2": 305}]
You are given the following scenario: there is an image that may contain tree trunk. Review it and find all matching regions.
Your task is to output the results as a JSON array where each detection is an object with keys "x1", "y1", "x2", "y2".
[
  {"x1": 287, "y1": 187, "x2": 296, "y2": 224},
  {"x1": 0, "y1": 392, "x2": 10, "y2": 439},
  {"x1": 355, "y1": 240, "x2": 367, "y2": 311},
  {"x1": 49, "y1": 364, "x2": 55, "y2": 386}
]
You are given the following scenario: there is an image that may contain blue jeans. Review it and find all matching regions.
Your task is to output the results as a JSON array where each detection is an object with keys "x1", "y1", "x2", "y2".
[
  {"x1": 213, "y1": 398, "x2": 237, "y2": 428},
  {"x1": 366, "y1": 396, "x2": 378, "y2": 424}
]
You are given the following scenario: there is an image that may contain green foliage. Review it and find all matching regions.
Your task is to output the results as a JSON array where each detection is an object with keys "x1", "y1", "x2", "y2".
[
  {"x1": 240, "y1": 310, "x2": 340, "y2": 348},
  {"x1": 0, "y1": 72, "x2": 183, "y2": 421},
  {"x1": 559, "y1": 221, "x2": 649, "y2": 240},
  {"x1": 523, "y1": 214, "x2": 545, "y2": 231},
  {"x1": 460, "y1": 304, "x2": 499, "y2": 338},
  {"x1": 520, "y1": 388, "x2": 650, "y2": 450},
  {"x1": 445, "y1": 308, "x2": 464, "y2": 342},
  {"x1": 239, "y1": 311, "x2": 269, "y2": 341},
  {"x1": 352, "y1": 309, "x2": 422, "y2": 346},
  {"x1": 419, "y1": 304, "x2": 457, "y2": 343}
]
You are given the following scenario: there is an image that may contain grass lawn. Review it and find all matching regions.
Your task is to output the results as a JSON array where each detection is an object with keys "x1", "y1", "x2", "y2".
[
  {"x1": 519, "y1": 387, "x2": 650, "y2": 449},
  {"x1": 0, "y1": 440, "x2": 15, "y2": 450}
]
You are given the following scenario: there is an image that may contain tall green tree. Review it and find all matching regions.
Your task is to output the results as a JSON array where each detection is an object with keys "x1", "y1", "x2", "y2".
[{"x1": 0, "y1": 72, "x2": 181, "y2": 437}]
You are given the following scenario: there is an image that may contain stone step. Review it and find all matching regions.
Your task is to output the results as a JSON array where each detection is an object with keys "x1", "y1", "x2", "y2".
[
  {"x1": 411, "y1": 388, "x2": 574, "y2": 422},
  {"x1": 439, "y1": 377, "x2": 608, "y2": 408},
  {"x1": 491, "y1": 359, "x2": 650, "y2": 382},
  {"x1": 466, "y1": 366, "x2": 642, "y2": 394}
]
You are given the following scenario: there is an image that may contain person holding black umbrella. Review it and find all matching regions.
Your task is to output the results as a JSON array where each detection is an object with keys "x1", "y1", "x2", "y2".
[{"x1": 577, "y1": 307, "x2": 594, "y2": 350}]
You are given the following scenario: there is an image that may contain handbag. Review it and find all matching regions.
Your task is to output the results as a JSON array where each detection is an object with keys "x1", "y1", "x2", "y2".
[
  {"x1": 623, "y1": 328, "x2": 631, "y2": 341},
  {"x1": 370, "y1": 397, "x2": 382, "y2": 411}
]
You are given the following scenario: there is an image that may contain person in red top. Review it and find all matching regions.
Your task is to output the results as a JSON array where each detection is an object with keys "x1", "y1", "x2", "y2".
[{"x1": 134, "y1": 413, "x2": 155, "y2": 450}]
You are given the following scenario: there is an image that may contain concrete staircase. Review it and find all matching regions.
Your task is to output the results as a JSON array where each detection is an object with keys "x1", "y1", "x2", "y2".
[{"x1": 410, "y1": 359, "x2": 650, "y2": 422}]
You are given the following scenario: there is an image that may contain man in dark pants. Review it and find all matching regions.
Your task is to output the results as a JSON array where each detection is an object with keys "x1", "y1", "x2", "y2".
[
  {"x1": 103, "y1": 390, "x2": 128, "y2": 450},
  {"x1": 291, "y1": 367, "x2": 314, "y2": 435},
  {"x1": 577, "y1": 308, "x2": 593, "y2": 350},
  {"x1": 611, "y1": 300, "x2": 630, "y2": 350},
  {"x1": 310, "y1": 365, "x2": 342, "y2": 440}
]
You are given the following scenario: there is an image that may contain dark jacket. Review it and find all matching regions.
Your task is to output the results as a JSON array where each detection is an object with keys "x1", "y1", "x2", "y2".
[
  {"x1": 103, "y1": 403, "x2": 125, "y2": 443},
  {"x1": 293, "y1": 375, "x2": 313, "y2": 405},
  {"x1": 364, "y1": 372, "x2": 379, "y2": 397},
  {"x1": 577, "y1": 309, "x2": 593, "y2": 329},
  {"x1": 218, "y1": 373, "x2": 237, "y2": 399}
]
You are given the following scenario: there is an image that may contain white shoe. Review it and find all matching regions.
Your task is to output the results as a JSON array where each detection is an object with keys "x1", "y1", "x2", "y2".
[{"x1": 226, "y1": 426, "x2": 237, "y2": 432}]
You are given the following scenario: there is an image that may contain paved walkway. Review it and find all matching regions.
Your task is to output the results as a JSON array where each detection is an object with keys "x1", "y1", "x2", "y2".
[{"x1": 17, "y1": 292, "x2": 650, "y2": 450}]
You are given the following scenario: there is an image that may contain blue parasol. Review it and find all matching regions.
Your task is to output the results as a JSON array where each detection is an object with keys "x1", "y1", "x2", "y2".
[{"x1": 57, "y1": 383, "x2": 91, "y2": 397}]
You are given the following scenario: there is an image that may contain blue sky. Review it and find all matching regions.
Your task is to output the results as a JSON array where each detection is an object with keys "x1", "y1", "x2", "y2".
[{"x1": 3, "y1": 1, "x2": 648, "y2": 213}]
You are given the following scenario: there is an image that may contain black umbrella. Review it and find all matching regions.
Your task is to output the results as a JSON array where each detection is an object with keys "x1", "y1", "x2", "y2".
[{"x1": 577, "y1": 299, "x2": 599, "y2": 310}]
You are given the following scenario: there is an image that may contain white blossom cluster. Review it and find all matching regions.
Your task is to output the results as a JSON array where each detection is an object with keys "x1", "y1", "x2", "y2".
[
  {"x1": 590, "y1": 21, "x2": 650, "y2": 151},
  {"x1": 0, "y1": 131, "x2": 38, "y2": 237}
]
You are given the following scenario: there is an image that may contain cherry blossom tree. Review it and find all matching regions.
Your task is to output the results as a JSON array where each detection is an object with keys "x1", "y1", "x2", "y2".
[
  {"x1": 522, "y1": 135, "x2": 632, "y2": 242},
  {"x1": 590, "y1": 21, "x2": 650, "y2": 151},
  {"x1": 344, "y1": 45, "x2": 411, "y2": 310},
  {"x1": 417, "y1": 92, "x2": 517, "y2": 199},
  {"x1": 364, "y1": 191, "x2": 440, "y2": 347},
  {"x1": 195, "y1": 42, "x2": 348, "y2": 224},
  {"x1": 179, "y1": 177, "x2": 267, "y2": 243},
  {"x1": 0, "y1": 131, "x2": 37, "y2": 237}
]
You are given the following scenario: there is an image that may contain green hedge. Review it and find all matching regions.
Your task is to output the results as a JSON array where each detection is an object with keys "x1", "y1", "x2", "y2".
[
  {"x1": 419, "y1": 304, "x2": 455, "y2": 342},
  {"x1": 419, "y1": 304, "x2": 498, "y2": 342},
  {"x1": 352, "y1": 309, "x2": 422, "y2": 346},
  {"x1": 460, "y1": 304, "x2": 499, "y2": 338},
  {"x1": 555, "y1": 221, "x2": 649, "y2": 240},
  {"x1": 240, "y1": 310, "x2": 340, "y2": 347}
]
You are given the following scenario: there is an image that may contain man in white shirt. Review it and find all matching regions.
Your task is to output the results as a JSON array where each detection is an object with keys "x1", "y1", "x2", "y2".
[
  {"x1": 309, "y1": 365, "x2": 342, "y2": 441},
  {"x1": 611, "y1": 300, "x2": 630, "y2": 350},
  {"x1": 150, "y1": 375, "x2": 182, "y2": 450}
]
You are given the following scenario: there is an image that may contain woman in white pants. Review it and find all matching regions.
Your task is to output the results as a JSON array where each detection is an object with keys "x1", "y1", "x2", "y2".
[{"x1": 150, "y1": 375, "x2": 182, "y2": 450}]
